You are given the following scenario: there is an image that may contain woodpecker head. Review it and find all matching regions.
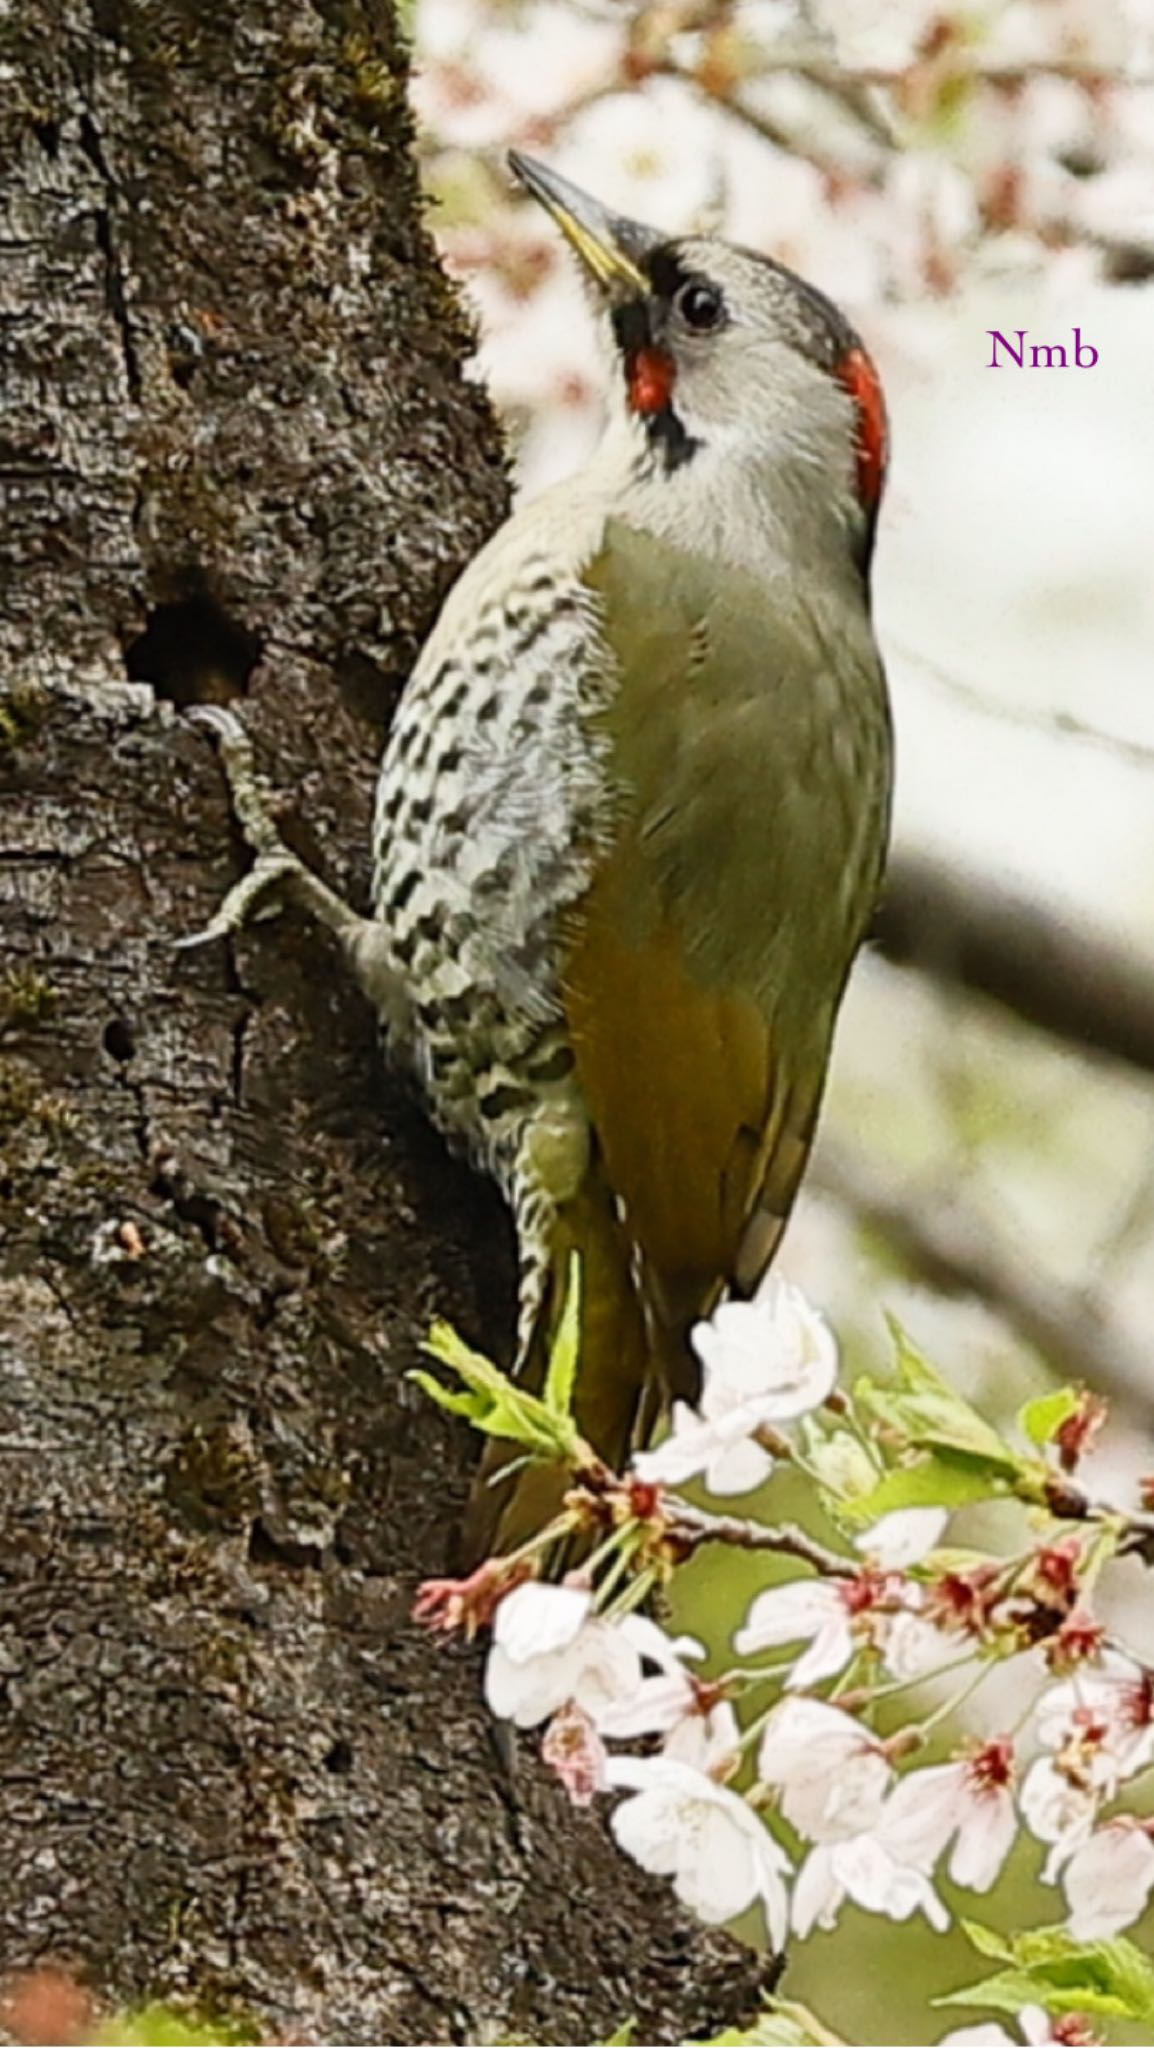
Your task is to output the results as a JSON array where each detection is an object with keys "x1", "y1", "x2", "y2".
[{"x1": 510, "y1": 151, "x2": 888, "y2": 564}]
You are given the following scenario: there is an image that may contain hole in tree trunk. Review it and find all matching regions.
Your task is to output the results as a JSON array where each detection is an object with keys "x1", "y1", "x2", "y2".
[
  {"x1": 124, "y1": 595, "x2": 260, "y2": 706},
  {"x1": 103, "y1": 1017, "x2": 136, "y2": 1062}
]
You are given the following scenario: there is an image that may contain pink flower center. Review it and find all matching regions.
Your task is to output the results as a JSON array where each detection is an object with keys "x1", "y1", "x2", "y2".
[{"x1": 965, "y1": 1736, "x2": 1014, "y2": 1793}]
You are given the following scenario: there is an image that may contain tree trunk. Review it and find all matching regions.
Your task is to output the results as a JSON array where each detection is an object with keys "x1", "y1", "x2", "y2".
[{"x1": 0, "y1": 2, "x2": 766, "y2": 2039}]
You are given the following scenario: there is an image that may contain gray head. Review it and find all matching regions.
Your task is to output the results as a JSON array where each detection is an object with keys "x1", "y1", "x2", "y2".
[{"x1": 510, "y1": 152, "x2": 888, "y2": 565}]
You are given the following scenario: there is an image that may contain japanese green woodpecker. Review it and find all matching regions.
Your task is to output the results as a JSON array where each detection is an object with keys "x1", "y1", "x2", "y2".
[{"x1": 194, "y1": 155, "x2": 893, "y2": 1555}]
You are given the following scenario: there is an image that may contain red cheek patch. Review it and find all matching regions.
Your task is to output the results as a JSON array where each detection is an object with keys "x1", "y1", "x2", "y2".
[
  {"x1": 628, "y1": 346, "x2": 677, "y2": 416},
  {"x1": 836, "y1": 344, "x2": 888, "y2": 512}
]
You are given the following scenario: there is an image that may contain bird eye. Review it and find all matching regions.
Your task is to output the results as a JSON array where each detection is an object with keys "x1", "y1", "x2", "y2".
[{"x1": 674, "y1": 278, "x2": 725, "y2": 333}]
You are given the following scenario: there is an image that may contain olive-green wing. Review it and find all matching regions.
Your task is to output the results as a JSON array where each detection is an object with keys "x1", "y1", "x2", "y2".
[{"x1": 563, "y1": 522, "x2": 883, "y2": 1340}]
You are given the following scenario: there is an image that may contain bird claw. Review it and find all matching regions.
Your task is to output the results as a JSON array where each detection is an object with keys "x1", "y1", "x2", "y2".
[
  {"x1": 174, "y1": 849, "x2": 298, "y2": 950},
  {"x1": 180, "y1": 702, "x2": 367, "y2": 957},
  {"x1": 179, "y1": 704, "x2": 305, "y2": 948},
  {"x1": 184, "y1": 703, "x2": 290, "y2": 860}
]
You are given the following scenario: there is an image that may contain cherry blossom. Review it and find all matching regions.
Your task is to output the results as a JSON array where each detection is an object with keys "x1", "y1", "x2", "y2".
[
  {"x1": 1035, "y1": 1649, "x2": 1154, "y2": 1792},
  {"x1": 541, "y1": 1702, "x2": 607, "y2": 1808},
  {"x1": 792, "y1": 1833, "x2": 950, "y2": 1938},
  {"x1": 940, "y1": 2010, "x2": 1099, "y2": 2046},
  {"x1": 855, "y1": 1505, "x2": 949, "y2": 1569},
  {"x1": 663, "y1": 1694, "x2": 742, "y2": 1775},
  {"x1": 1056, "y1": 1819, "x2": 1154, "y2": 1941},
  {"x1": 484, "y1": 1582, "x2": 640, "y2": 1728},
  {"x1": 757, "y1": 1696, "x2": 893, "y2": 1842},
  {"x1": 735, "y1": 1575, "x2": 858, "y2": 1688},
  {"x1": 879, "y1": 1601, "x2": 958, "y2": 1682},
  {"x1": 594, "y1": 1615, "x2": 703, "y2": 1736},
  {"x1": 735, "y1": 1554, "x2": 912, "y2": 1688},
  {"x1": 691, "y1": 1277, "x2": 840, "y2": 1421},
  {"x1": 1019, "y1": 1756, "x2": 1099, "y2": 1879},
  {"x1": 877, "y1": 1741, "x2": 1018, "y2": 1892},
  {"x1": 633, "y1": 1275, "x2": 838, "y2": 1496},
  {"x1": 606, "y1": 1754, "x2": 792, "y2": 1948},
  {"x1": 592, "y1": 1614, "x2": 742, "y2": 1769}
]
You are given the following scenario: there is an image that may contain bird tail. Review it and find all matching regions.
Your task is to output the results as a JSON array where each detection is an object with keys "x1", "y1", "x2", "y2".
[{"x1": 462, "y1": 1172, "x2": 685, "y2": 1564}]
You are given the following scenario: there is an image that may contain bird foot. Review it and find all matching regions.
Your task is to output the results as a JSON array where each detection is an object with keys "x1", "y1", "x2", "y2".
[{"x1": 178, "y1": 705, "x2": 362, "y2": 953}]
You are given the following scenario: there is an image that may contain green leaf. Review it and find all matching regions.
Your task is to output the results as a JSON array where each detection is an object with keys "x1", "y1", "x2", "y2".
[
  {"x1": 855, "y1": 1372, "x2": 1020, "y2": 1473},
  {"x1": 886, "y1": 1316, "x2": 958, "y2": 1395},
  {"x1": 942, "y1": 1924, "x2": 1154, "y2": 2026},
  {"x1": 1019, "y1": 1387, "x2": 1081, "y2": 1447},
  {"x1": 801, "y1": 1423, "x2": 882, "y2": 1503},
  {"x1": 843, "y1": 1450, "x2": 1011, "y2": 1525},
  {"x1": 543, "y1": 1253, "x2": 580, "y2": 1420},
  {"x1": 942, "y1": 1967, "x2": 1133, "y2": 2022},
  {"x1": 412, "y1": 1323, "x2": 585, "y2": 1464},
  {"x1": 959, "y1": 1919, "x2": 1014, "y2": 1963},
  {"x1": 601, "y1": 2023, "x2": 636, "y2": 2046}
]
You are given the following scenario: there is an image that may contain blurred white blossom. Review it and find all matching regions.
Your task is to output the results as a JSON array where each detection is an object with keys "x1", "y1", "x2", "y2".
[
  {"x1": 634, "y1": 1276, "x2": 838, "y2": 1495},
  {"x1": 1035, "y1": 1649, "x2": 1154, "y2": 1791},
  {"x1": 1058, "y1": 1819, "x2": 1154, "y2": 1940},
  {"x1": 1020, "y1": 1755, "x2": 1100, "y2": 1875},
  {"x1": 758, "y1": 1696, "x2": 893, "y2": 1841},
  {"x1": 877, "y1": 1743, "x2": 1018, "y2": 1891},
  {"x1": 485, "y1": 1582, "x2": 640, "y2": 1727},
  {"x1": 793, "y1": 1832, "x2": 950, "y2": 1937},
  {"x1": 855, "y1": 1504, "x2": 949, "y2": 1568},
  {"x1": 939, "y1": 2010, "x2": 1081, "y2": 2047},
  {"x1": 606, "y1": 1753, "x2": 792, "y2": 1946},
  {"x1": 735, "y1": 1574, "x2": 859, "y2": 1687}
]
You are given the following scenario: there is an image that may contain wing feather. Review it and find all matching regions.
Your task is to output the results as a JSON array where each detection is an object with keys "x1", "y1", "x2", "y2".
[{"x1": 563, "y1": 522, "x2": 886, "y2": 1340}]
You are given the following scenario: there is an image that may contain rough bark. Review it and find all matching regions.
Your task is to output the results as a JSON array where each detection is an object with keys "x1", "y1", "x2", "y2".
[{"x1": 0, "y1": 3, "x2": 768, "y2": 2039}]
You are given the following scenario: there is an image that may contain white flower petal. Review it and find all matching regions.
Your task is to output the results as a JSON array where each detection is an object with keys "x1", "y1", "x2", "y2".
[
  {"x1": 881, "y1": 1608, "x2": 954, "y2": 1682},
  {"x1": 682, "y1": 1802, "x2": 760, "y2": 1924},
  {"x1": 1021, "y1": 1757, "x2": 1098, "y2": 1863},
  {"x1": 493, "y1": 1581, "x2": 591, "y2": 1662},
  {"x1": 693, "y1": 1278, "x2": 839, "y2": 1422},
  {"x1": 1063, "y1": 1823, "x2": 1154, "y2": 1941},
  {"x1": 664, "y1": 1698, "x2": 741, "y2": 1774},
  {"x1": 786, "y1": 1747, "x2": 893, "y2": 1844},
  {"x1": 760, "y1": 1697, "x2": 892, "y2": 1843},
  {"x1": 734, "y1": 1577, "x2": 843, "y2": 1657},
  {"x1": 937, "y1": 2027, "x2": 1017, "y2": 2046},
  {"x1": 704, "y1": 1433, "x2": 775, "y2": 1497},
  {"x1": 856, "y1": 1506, "x2": 949, "y2": 1569},
  {"x1": 878, "y1": 1763, "x2": 964, "y2": 1871},
  {"x1": 571, "y1": 1622, "x2": 644, "y2": 1720},
  {"x1": 787, "y1": 1615, "x2": 856, "y2": 1690},
  {"x1": 484, "y1": 1641, "x2": 579, "y2": 1728},
  {"x1": 631, "y1": 1403, "x2": 719, "y2": 1487},
  {"x1": 949, "y1": 1786, "x2": 1017, "y2": 1893},
  {"x1": 596, "y1": 1671, "x2": 693, "y2": 1739},
  {"x1": 610, "y1": 1784, "x2": 683, "y2": 1879},
  {"x1": 606, "y1": 1755, "x2": 791, "y2": 1942},
  {"x1": 833, "y1": 1835, "x2": 951, "y2": 1930},
  {"x1": 792, "y1": 1843, "x2": 844, "y2": 1937}
]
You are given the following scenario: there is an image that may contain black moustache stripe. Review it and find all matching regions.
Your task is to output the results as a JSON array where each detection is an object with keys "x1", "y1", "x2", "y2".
[
  {"x1": 611, "y1": 298, "x2": 700, "y2": 474},
  {"x1": 645, "y1": 408, "x2": 699, "y2": 473}
]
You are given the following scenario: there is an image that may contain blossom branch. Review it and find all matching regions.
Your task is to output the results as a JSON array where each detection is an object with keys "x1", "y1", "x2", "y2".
[{"x1": 664, "y1": 1498, "x2": 852, "y2": 1576}]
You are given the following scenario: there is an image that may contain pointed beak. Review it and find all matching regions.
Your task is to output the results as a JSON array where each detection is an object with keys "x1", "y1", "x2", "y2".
[{"x1": 508, "y1": 152, "x2": 656, "y2": 299}]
